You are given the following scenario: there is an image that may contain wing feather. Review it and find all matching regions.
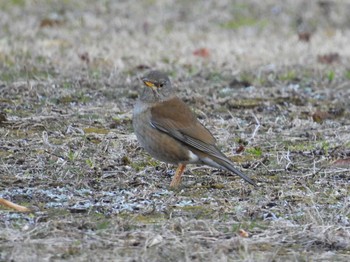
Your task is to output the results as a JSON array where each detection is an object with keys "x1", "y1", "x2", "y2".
[{"x1": 150, "y1": 97, "x2": 227, "y2": 161}]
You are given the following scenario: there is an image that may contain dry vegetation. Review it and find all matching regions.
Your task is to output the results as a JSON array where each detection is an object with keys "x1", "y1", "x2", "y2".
[{"x1": 0, "y1": 0, "x2": 349, "y2": 261}]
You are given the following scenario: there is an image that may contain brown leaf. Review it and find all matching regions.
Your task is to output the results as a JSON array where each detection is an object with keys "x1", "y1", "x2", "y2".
[
  {"x1": 78, "y1": 52, "x2": 90, "y2": 64},
  {"x1": 193, "y1": 48, "x2": 210, "y2": 58},
  {"x1": 0, "y1": 112, "x2": 7, "y2": 124},
  {"x1": 312, "y1": 110, "x2": 331, "y2": 123},
  {"x1": 238, "y1": 229, "x2": 249, "y2": 238},
  {"x1": 236, "y1": 145, "x2": 245, "y2": 153},
  {"x1": 229, "y1": 78, "x2": 252, "y2": 88},
  {"x1": 40, "y1": 17, "x2": 63, "y2": 28},
  {"x1": 135, "y1": 64, "x2": 151, "y2": 70},
  {"x1": 298, "y1": 32, "x2": 311, "y2": 42},
  {"x1": 332, "y1": 158, "x2": 350, "y2": 167},
  {"x1": 317, "y1": 53, "x2": 340, "y2": 64}
]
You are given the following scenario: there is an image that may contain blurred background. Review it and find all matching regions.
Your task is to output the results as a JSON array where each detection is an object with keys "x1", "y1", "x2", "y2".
[{"x1": 1, "y1": 0, "x2": 349, "y2": 77}]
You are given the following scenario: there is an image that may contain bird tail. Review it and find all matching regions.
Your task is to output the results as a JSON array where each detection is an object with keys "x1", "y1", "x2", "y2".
[
  {"x1": 203, "y1": 156, "x2": 256, "y2": 186},
  {"x1": 220, "y1": 159, "x2": 256, "y2": 186}
]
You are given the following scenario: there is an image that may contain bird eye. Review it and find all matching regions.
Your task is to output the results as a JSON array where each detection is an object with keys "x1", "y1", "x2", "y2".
[{"x1": 159, "y1": 83, "x2": 164, "y2": 88}]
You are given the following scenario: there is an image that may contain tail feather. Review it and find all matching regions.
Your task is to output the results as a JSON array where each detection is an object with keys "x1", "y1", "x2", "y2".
[
  {"x1": 202, "y1": 157, "x2": 256, "y2": 186},
  {"x1": 219, "y1": 159, "x2": 256, "y2": 186}
]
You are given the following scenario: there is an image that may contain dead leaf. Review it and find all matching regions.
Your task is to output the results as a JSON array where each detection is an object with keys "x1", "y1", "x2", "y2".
[
  {"x1": 298, "y1": 32, "x2": 311, "y2": 42},
  {"x1": 317, "y1": 53, "x2": 340, "y2": 64},
  {"x1": 193, "y1": 48, "x2": 210, "y2": 58},
  {"x1": 229, "y1": 78, "x2": 252, "y2": 88},
  {"x1": 146, "y1": 235, "x2": 163, "y2": 248},
  {"x1": 136, "y1": 64, "x2": 151, "y2": 70},
  {"x1": 236, "y1": 145, "x2": 245, "y2": 153},
  {"x1": 238, "y1": 229, "x2": 249, "y2": 238},
  {"x1": 40, "y1": 15, "x2": 63, "y2": 28},
  {"x1": 0, "y1": 112, "x2": 7, "y2": 124},
  {"x1": 332, "y1": 158, "x2": 350, "y2": 167},
  {"x1": 312, "y1": 110, "x2": 331, "y2": 123},
  {"x1": 78, "y1": 52, "x2": 90, "y2": 64}
]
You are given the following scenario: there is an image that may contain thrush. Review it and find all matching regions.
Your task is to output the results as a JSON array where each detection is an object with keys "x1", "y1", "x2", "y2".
[{"x1": 133, "y1": 71, "x2": 256, "y2": 188}]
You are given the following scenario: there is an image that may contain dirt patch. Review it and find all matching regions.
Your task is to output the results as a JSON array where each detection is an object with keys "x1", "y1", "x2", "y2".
[{"x1": 1, "y1": 0, "x2": 349, "y2": 261}]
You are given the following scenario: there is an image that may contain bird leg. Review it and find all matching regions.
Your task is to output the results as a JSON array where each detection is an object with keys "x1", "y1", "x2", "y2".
[{"x1": 170, "y1": 163, "x2": 186, "y2": 188}]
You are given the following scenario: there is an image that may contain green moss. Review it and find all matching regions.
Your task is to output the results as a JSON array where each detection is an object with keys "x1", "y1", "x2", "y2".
[
  {"x1": 345, "y1": 70, "x2": 350, "y2": 80},
  {"x1": 279, "y1": 70, "x2": 298, "y2": 81},
  {"x1": 96, "y1": 220, "x2": 111, "y2": 230},
  {"x1": 83, "y1": 127, "x2": 110, "y2": 135},
  {"x1": 208, "y1": 71, "x2": 224, "y2": 82},
  {"x1": 134, "y1": 213, "x2": 166, "y2": 224},
  {"x1": 246, "y1": 147, "x2": 263, "y2": 157},
  {"x1": 274, "y1": 96, "x2": 306, "y2": 106},
  {"x1": 221, "y1": 17, "x2": 268, "y2": 30},
  {"x1": 327, "y1": 70, "x2": 335, "y2": 82},
  {"x1": 320, "y1": 141, "x2": 330, "y2": 155},
  {"x1": 179, "y1": 205, "x2": 215, "y2": 219},
  {"x1": 51, "y1": 91, "x2": 91, "y2": 105},
  {"x1": 0, "y1": 0, "x2": 25, "y2": 9},
  {"x1": 239, "y1": 72, "x2": 255, "y2": 84},
  {"x1": 0, "y1": 149, "x2": 12, "y2": 158},
  {"x1": 0, "y1": 67, "x2": 57, "y2": 82},
  {"x1": 209, "y1": 183, "x2": 225, "y2": 189},
  {"x1": 130, "y1": 158, "x2": 160, "y2": 172},
  {"x1": 112, "y1": 115, "x2": 132, "y2": 125},
  {"x1": 11, "y1": 0, "x2": 25, "y2": 5},
  {"x1": 284, "y1": 141, "x2": 314, "y2": 152},
  {"x1": 62, "y1": 82, "x2": 72, "y2": 89}
]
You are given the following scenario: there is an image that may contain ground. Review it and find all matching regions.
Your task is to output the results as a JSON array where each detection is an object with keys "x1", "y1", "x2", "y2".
[{"x1": 0, "y1": 0, "x2": 349, "y2": 261}]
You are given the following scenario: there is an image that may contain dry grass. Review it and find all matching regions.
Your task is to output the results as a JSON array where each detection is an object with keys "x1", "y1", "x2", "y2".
[{"x1": 0, "y1": 0, "x2": 350, "y2": 261}]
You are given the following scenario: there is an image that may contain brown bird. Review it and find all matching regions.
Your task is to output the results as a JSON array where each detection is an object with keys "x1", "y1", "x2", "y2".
[{"x1": 133, "y1": 71, "x2": 256, "y2": 188}]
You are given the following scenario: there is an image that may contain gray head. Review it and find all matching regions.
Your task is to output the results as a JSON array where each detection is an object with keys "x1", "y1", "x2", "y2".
[{"x1": 139, "y1": 71, "x2": 174, "y2": 103}]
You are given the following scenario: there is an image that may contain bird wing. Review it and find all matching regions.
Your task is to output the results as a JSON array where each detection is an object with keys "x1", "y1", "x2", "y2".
[{"x1": 150, "y1": 97, "x2": 226, "y2": 160}]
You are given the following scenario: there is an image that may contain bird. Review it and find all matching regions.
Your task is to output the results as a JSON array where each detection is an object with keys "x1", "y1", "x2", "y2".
[{"x1": 133, "y1": 70, "x2": 256, "y2": 188}]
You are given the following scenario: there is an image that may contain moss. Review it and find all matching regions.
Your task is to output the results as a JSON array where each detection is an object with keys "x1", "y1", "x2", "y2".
[
  {"x1": 134, "y1": 213, "x2": 166, "y2": 224},
  {"x1": 83, "y1": 127, "x2": 110, "y2": 135},
  {"x1": 0, "y1": 67, "x2": 57, "y2": 83},
  {"x1": 279, "y1": 70, "x2": 298, "y2": 82},
  {"x1": 273, "y1": 96, "x2": 306, "y2": 106},
  {"x1": 246, "y1": 147, "x2": 263, "y2": 157},
  {"x1": 178, "y1": 205, "x2": 215, "y2": 219},
  {"x1": 283, "y1": 141, "x2": 314, "y2": 152},
  {"x1": 96, "y1": 220, "x2": 111, "y2": 230},
  {"x1": 221, "y1": 17, "x2": 268, "y2": 30},
  {"x1": 130, "y1": 158, "x2": 160, "y2": 172},
  {"x1": 344, "y1": 70, "x2": 350, "y2": 80}
]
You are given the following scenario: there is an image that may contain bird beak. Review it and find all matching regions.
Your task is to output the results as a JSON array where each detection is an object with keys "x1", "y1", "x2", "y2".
[{"x1": 142, "y1": 78, "x2": 157, "y2": 91}]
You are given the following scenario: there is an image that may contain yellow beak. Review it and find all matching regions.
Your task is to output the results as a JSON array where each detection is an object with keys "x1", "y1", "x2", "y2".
[
  {"x1": 144, "y1": 81, "x2": 154, "y2": 87},
  {"x1": 143, "y1": 80, "x2": 157, "y2": 91}
]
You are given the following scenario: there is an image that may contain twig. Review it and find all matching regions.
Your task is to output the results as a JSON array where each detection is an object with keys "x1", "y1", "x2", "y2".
[
  {"x1": 0, "y1": 198, "x2": 30, "y2": 212},
  {"x1": 249, "y1": 113, "x2": 261, "y2": 141}
]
